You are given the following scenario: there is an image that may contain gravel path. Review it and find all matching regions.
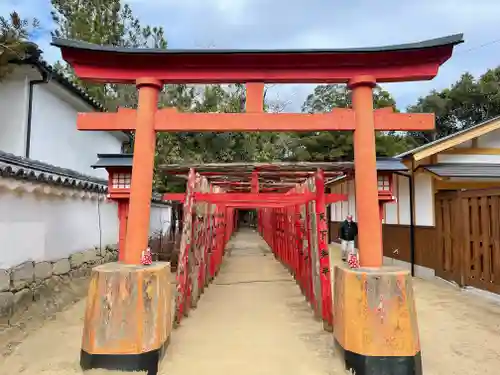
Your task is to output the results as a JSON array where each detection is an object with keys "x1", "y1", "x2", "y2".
[{"x1": 1, "y1": 230, "x2": 500, "y2": 375}]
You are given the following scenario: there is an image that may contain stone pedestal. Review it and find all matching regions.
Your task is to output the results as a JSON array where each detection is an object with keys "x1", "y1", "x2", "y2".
[
  {"x1": 333, "y1": 265, "x2": 422, "y2": 375},
  {"x1": 80, "y1": 262, "x2": 172, "y2": 374}
]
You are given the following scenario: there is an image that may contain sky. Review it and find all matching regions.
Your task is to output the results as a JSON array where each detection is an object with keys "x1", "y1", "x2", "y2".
[{"x1": 2, "y1": 0, "x2": 500, "y2": 112}]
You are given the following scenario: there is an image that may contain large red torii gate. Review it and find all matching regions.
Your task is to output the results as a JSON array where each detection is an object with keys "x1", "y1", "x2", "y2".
[{"x1": 52, "y1": 34, "x2": 463, "y2": 375}]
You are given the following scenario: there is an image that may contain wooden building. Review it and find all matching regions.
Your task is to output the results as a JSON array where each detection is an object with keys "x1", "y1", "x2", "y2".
[{"x1": 329, "y1": 115, "x2": 500, "y2": 294}]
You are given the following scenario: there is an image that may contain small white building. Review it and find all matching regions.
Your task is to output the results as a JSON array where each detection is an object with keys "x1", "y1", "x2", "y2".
[
  {"x1": 329, "y1": 116, "x2": 500, "y2": 294},
  {"x1": 0, "y1": 56, "x2": 171, "y2": 270}
]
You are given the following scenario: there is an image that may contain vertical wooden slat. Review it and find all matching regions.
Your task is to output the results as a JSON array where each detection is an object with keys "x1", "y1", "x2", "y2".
[
  {"x1": 461, "y1": 197, "x2": 471, "y2": 286},
  {"x1": 443, "y1": 200, "x2": 452, "y2": 272},
  {"x1": 435, "y1": 197, "x2": 444, "y2": 277},
  {"x1": 470, "y1": 198, "x2": 480, "y2": 281},
  {"x1": 480, "y1": 196, "x2": 491, "y2": 283},
  {"x1": 491, "y1": 195, "x2": 500, "y2": 286},
  {"x1": 452, "y1": 192, "x2": 464, "y2": 286}
]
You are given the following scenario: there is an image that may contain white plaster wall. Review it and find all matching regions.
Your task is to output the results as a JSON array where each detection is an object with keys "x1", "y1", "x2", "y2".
[
  {"x1": 0, "y1": 77, "x2": 29, "y2": 155},
  {"x1": 437, "y1": 129, "x2": 500, "y2": 164},
  {"x1": 437, "y1": 154, "x2": 500, "y2": 164},
  {"x1": 0, "y1": 187, "x2": 118, "y2": 269},
  {"x1": 397, "y1": 175, "x2": 411, "y2": 225},
  {"x1": 414, "y1": 173, "x2": 434, "y2": 226},
  {"x1": 329, "y1": 173, "x2": 432, "y2": 227},
  {"x1": 478, "y1": 128, "x2": 500, "y2": 147},
  {"x1": 455, "y1": 140, "x2": 472, "y2": 148},
  {"x1": 347, "y1": 180, "x2": 356, "y2": 221},
  {"x1": 149, "y1": 204, "x2": 172, "y2": 237},
  {"x1": 330, "y1": 181, "x2": 350, "y2": 222},
  {"x1": 0, "y1": 183, "x2": 173, "y2": 269},
  {"x1": 384, "y1": 176, "x2": 398, "y2": 224},
  {"x1": 29, "y1": 84, "x2": 123, "y2": 179}
]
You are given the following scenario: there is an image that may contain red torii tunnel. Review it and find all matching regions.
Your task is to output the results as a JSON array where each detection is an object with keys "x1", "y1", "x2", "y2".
[
  {"x1": 53, "y1": 33, "x2": 463, "y2": 375},
  {"x1": 158, "y1": 160, "x2": 407, "y2": 331},
  {"x1": 160, "y1": 162, "x2": 347, "y2": 331}
]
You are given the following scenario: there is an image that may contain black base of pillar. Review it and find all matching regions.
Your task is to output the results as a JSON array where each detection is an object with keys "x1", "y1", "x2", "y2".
[
  {"x1": 335, "y1": 339, "x2": 422, "y2": 375},
  {"x1": 80, "y1": 338, "x2": 169, "y2": 375}
]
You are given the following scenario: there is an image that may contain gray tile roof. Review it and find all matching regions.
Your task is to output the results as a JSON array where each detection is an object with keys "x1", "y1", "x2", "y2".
[
  {"x1": 0, "y1": 150, "x2": 107, "y2": 192},
  {"x1": 96, "y1": 154, "x2": 407, "y2": 173},
  {"x1": 422, "y1": 163, "x2": 500, "y2": 178},
  {"x1": 92, "y1": 153, "x2": 133, "y2": 169},
  {"x1": 15, "y1": 53, "x2": 105, "y2": 112},
  {"x1": 374, "y1": 157, "x2": 408, "y2": 171},
  {"x1": 0, "y1": 150, "x2": 167, "y2": 203}
]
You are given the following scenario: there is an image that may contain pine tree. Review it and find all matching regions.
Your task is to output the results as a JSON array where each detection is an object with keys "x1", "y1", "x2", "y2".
[{"x1": 0, "y1": 11, "x2": 39, "y2": 80}]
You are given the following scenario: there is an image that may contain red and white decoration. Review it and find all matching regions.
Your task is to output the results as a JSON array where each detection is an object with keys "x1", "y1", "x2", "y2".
[{"x1": 141, "y1": 247, "x2": 153, "y2": 265}]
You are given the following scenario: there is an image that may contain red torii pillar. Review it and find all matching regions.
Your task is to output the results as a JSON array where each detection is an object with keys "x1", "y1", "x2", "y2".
[{"x1": 125, "y1": 78, "x2": 162, "y2": 264}]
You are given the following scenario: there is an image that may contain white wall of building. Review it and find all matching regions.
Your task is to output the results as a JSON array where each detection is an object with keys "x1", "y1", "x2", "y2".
[
  {"x1": 437, "y1": 154, "x2": 500, "y2": 163},
  {"x1": 0, "y1": 76, "x2": 29, "y2": 156},
  {"x1": 0, "y1": 68, "x2": 126, "y2": 179},
  {"x1": 478, "y1": 128, "x2": 500, "y2": 148},
  {"x1": 329, "y1": 172, "x2": 434, "y2": 227},
  {"x1": 397, "y1": 175, "x2": 411, "y2": 225},
  {"x1": 437, "y1": 128, "x2": 500, "y2": 164},
  {"x1": 29, "y1": 83, "x2": 124, "y2": 179},
  {"x1": 150, "y1": 203, "x2": 172, "y2": 237},
  {"x1": 0, "y1": 179, "x2": 172, "y2": 269},
  {"x1": 413, "y1": 173, "x2": 434, "y2": 226},
  {"x1": 0, "y1": 183, "x2": 118, "y2": 269}
]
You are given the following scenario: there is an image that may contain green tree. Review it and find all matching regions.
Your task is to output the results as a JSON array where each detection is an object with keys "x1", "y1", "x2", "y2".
[
  {"x1": 0, "y1": 11, "x2": 39, "y2": 80},
  {"x1": 51, "y1": 0, "x2": 168, "y2": 107},
  {"x1": 288, "y1": 84, "x2": 410, "y2": 161},
  {"x1": 408, "y1": 68, "x2": 500, "y2": 145}
]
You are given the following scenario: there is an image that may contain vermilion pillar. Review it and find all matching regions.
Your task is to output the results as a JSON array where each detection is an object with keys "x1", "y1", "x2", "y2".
[
  {"x1": 349, "y1": 75, "x2": 383, "y2": 267},
  {"x1": 123, "y1": 78, "x2": 162, "y2": 264},
  {"x1": 117, "y1": 200, "x2": 129, "y2": 261}
]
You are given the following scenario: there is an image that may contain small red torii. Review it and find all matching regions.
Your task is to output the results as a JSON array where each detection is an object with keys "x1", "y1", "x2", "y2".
[{"x1": 163, "y1": 192, "x2": 347, "y2": 205}]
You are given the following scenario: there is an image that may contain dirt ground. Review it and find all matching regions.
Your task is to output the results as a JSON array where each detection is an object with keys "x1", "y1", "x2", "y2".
[
  {"x1": 1, "y1": 231, "x2": 500, "y2": 374},
  {"x1": 329, "y1": 244, "x2": 500, "y2": 375}
]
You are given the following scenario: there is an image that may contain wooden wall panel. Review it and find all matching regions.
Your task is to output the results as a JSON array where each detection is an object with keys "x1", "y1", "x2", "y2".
[{"x1": 329, "y1": 221, "x2": 436, "y2": 269}]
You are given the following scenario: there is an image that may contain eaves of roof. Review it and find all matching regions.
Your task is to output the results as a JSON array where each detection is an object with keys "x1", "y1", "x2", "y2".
[{"x1": 0, "y1": 149, "x2": 107, "y2": 193}]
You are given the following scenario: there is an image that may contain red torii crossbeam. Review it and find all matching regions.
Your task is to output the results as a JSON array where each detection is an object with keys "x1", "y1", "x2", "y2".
[
  {"x1": 77, "y1": 106, "x2": 433, "y2": 132},
  {"x1": 163, "y1": 192, "x2": 348, "y2": 205}
]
